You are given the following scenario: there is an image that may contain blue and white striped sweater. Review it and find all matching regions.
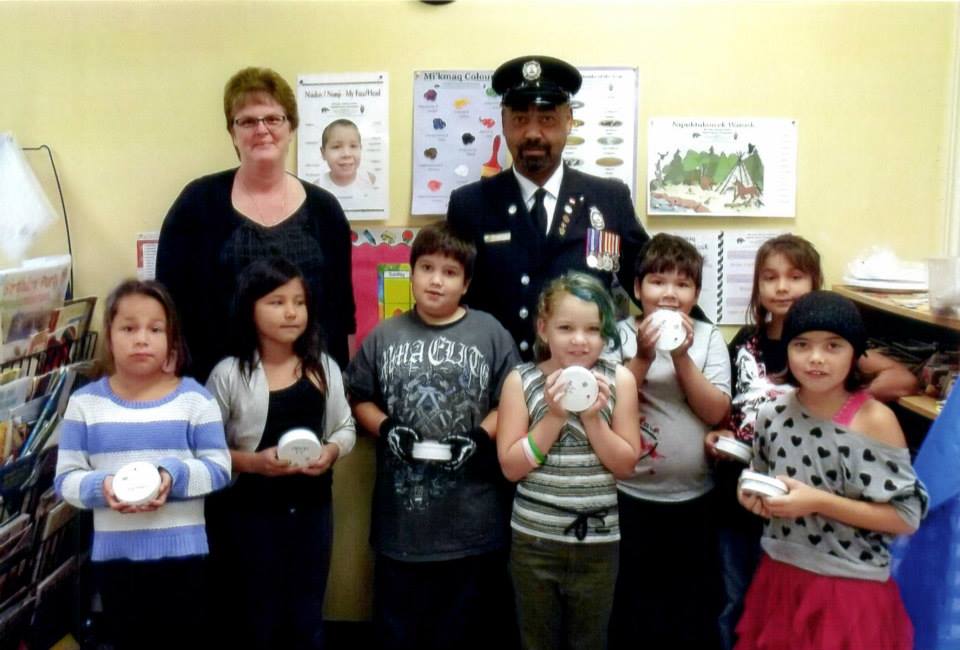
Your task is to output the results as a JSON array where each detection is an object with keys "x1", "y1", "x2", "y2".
[{"x1": 55, "y1": 376, "x2": 231, "y2": 562}]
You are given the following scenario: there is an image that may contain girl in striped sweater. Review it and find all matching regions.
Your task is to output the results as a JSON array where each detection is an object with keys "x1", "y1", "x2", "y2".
[
  {"x1": 55, "y1": 280, "x2": 231, "y2": 650},
  {"x1": 497, "y1": 271, "x2": 641, "y2": 650}
]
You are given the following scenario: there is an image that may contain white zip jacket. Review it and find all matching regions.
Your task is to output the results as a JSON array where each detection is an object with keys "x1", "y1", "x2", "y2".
[{"x1": 206, "y1": 353, "x2": 356, "y2": 465}]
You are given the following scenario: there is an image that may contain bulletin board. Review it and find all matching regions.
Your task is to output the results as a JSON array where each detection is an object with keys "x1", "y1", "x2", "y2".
[{"x1": 350, "y1": 227, "x2": 419, "y2": 345}]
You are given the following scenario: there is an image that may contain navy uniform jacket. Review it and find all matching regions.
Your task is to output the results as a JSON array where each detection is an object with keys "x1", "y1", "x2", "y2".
[{"x1": 447, "y1": 166, "x2": 649, "y2": 359}]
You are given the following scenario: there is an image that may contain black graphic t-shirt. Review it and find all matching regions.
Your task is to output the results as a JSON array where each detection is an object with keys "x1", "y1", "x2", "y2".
[{"x1": 345, "y1": 308, "x2": 520, "y2": 561}]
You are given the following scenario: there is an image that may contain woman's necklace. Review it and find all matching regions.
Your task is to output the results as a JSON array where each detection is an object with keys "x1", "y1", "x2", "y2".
[{"x1": 242, "y1": 175, "x2": 288, "y2": 226}]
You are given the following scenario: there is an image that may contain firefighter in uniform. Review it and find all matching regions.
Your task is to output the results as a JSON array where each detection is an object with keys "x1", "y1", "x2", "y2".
[{"x1": 447, "y1": 55, "x2": 649, "y2": 359}]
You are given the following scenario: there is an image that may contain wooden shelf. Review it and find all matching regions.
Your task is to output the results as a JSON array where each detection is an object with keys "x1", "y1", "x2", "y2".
[
  {"x1": 897, "y1": 395, "x2": 941, "y2": 420},
  {"x1": 833, "y1": 285, "x2": 960, "y2": 332},
  {"x1": 834, "y1": 284, "x2": 955, "y2": 423}
]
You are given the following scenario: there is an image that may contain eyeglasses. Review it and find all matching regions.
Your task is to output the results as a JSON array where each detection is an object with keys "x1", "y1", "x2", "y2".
[{"x1": 233, "y1": 114, "x2": 288, "y2": 130}]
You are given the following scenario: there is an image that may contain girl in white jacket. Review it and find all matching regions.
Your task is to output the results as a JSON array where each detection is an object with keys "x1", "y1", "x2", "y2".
[{"x1": 206, "y1": 257, "x2": 355, "y2": 650}]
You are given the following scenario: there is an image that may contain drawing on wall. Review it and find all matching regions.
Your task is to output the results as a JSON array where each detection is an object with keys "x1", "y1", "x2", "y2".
[{"x1": 647, "y1": 118, "x2": 797, "y2": 218}]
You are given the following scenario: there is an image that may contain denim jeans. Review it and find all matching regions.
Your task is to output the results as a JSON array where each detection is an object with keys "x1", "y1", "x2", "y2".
[
  {"x1": 717, "y1": 524, "x2": 762, "y2": 650},
  {"x1": 714, "y1": 461, "x2": 763, "y2": 650},
  {"x1": 510, "y1": 530, "x2": 619, "y2": 650}
]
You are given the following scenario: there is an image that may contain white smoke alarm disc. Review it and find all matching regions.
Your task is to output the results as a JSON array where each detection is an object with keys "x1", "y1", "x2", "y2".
[
  {"x1": 113, "y1": 461, "x2": 162, "y2": 506},
  {"x1": 738, "y1": 469, "x2": 789, "y2": 498},
  {"x1": 650, "y1": 309, "x2": 686, "y2": 351},
  {"x1": 411, "y1": 440, "x2": 453, "y2": 462},
  {"x1": 715, "y1": 437, "x2": 754, "y2": 464},
  {"x1": 277, "y1": 428, "x2": 323, "y2": 467},
  {"x1": 557, "y1": 365, "x2": 599, "y2": 412}
]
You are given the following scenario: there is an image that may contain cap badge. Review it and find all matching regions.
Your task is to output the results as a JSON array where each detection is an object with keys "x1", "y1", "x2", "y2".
[{"x1": 522, "y1": 60, "x2": 542, "y2": 82}]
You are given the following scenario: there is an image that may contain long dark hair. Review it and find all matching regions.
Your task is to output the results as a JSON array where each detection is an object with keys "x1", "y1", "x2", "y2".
[
  {"x1": 103, "y1": 279, "x2": 189, "y2": 376},
  {"x1": 748, "y1": 234, "x2": 823, "y2": 329},
  {"x1": 231, "y1": 257, "x2": 327, "y2": 393}
]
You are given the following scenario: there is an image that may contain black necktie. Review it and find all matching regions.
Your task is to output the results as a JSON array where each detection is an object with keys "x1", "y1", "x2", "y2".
[{"x1": 532, "y1": 187, "x2": 548, "y2": 235}]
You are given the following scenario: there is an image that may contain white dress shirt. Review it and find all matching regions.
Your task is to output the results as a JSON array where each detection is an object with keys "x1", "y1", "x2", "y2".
[{"x1": 513, "y1": 165, "x2": 564, "y2": 235}]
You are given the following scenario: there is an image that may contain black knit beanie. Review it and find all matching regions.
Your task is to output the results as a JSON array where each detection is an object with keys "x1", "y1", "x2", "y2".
[{"x1": 781, "y1": 291, "x2": 867, "y2": 358}]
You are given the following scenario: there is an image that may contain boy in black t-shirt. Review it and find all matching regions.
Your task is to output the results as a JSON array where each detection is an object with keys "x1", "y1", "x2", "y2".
[{"x1": 345, "y1": 222, "x2": 520, "y2": 650}]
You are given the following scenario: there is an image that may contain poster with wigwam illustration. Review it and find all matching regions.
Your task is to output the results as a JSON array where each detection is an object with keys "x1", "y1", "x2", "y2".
[{"x1": 647, "y1": 118, "x2": 797, "y2": 218}]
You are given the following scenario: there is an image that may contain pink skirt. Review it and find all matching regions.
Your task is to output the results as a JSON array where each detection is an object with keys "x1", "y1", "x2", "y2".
[{"x1": 735, "y1": 555, "x2": 913, "y2": 650}]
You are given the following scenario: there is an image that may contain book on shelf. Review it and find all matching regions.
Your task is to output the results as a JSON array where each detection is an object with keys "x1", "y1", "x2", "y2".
[
  {"x1": 0, "y1": 362, "x2": 88, "y2": 463},
  {"x1": 0, "y1": 256, "x2": 72, "y2": 363}
]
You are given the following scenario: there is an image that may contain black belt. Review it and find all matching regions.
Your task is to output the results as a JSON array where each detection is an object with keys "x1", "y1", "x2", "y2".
[{"x1": 520, "y1": 494, "x2": 612, "y2": 541}]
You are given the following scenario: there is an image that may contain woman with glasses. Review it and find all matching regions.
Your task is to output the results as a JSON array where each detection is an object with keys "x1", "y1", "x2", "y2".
[
  {"x1": 156, "y1": 66, "x2": 356, "y2": 382},
  {"x1": 156, "y1": 67, "x2": 355, "y2": 649}
]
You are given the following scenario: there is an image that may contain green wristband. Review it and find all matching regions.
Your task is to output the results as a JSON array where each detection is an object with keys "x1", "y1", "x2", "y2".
[{"x1": 527, "y1": 433, "x2": 546, "y2": 465}]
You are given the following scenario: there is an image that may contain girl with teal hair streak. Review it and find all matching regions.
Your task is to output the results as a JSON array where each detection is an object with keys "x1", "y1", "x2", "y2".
[
  {"x1": 497, "y1": 271, "x2": 641, "y2": 650},
  {"x1": 533, "y1": 271, "x2": 621, "y2": 362}
]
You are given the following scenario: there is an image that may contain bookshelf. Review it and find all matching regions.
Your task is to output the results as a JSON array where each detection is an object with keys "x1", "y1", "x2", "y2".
[
  {"x1": 833, "y1": 286, "x2": 960, "y2": 332},
  {"x1": 834, "y1": 285, "x2": 959, "y2": 423},
  {"x1": 0, "y1": 332, "x2": 97, "y2": 648}
]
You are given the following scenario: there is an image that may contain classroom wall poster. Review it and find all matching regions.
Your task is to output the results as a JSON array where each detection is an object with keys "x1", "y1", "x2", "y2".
[
  {"x1": 563, "y1": 67, "x2": 638, "y2": 199},
  {"x1": 411, "y1": 66, "x2": 639, "y2": 215},
  {"x1": 351, "y1": 227, "x2": 420, "y2": 347},
  {"x1": 411, "y1": 70, "x2": 504, "y2": 216},
  {"x1": 298, "y1": 72, "x2": 390, "y2": 221},
  {"x1": 648, "y1": 118, "x2": 798, "y2": 218},
  {"x1": 661, "y1": 229, "x2": 786, "y2": 325},
  {"x1": 136, "y1": 231, "x2": 159, "y2": 280}
]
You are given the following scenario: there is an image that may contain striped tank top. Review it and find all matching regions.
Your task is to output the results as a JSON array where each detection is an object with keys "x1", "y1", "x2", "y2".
[{"x1": 510, "y1": 359, "x2": 620, "y2": 544}]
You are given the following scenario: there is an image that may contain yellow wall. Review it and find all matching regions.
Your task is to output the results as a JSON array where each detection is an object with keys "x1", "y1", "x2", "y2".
[{"x1": 2, "y1": 0, "x2": 957, "y2": 620}]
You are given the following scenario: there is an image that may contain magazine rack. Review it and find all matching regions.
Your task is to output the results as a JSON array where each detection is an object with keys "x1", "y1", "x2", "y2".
[
  {"x1": 1, "y1": 331, "x2": 97, "y2": 379},
  {"x1": 0, "y1": 331, "x2": 97, "y2": 648}
]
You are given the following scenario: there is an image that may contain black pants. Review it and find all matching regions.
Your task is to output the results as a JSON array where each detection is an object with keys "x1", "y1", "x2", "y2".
[
  {"x1": 373, "y1": 550, "x2": 519, "y2": 650},
  {"x1": 97, "y1": 555, "x2": 209, "y2": 650},
  {"x1": 608, "y1": 491, "x2": 723, "y2": 650},
  {"x1": 208, "y1": 499, "x2": 333, "y2": 650}
]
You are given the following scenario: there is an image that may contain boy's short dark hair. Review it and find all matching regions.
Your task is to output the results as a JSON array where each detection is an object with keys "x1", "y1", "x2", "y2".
[
  {"x1": 411, "y1": 222, "x2": 477, "y2": 282},
  {"x1": 634, "y1": 233, "x2": 703, "y2": 291}
]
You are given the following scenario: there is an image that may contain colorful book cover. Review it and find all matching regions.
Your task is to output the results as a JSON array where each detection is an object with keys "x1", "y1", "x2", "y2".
[{"x1": 378, "y1": 263, "x2": 413, "y2": 321}]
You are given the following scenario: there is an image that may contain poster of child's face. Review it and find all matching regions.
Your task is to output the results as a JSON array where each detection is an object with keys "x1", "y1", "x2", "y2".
[{"x1": 297, "y1": 72, "x2": 390, "y2": 220}]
